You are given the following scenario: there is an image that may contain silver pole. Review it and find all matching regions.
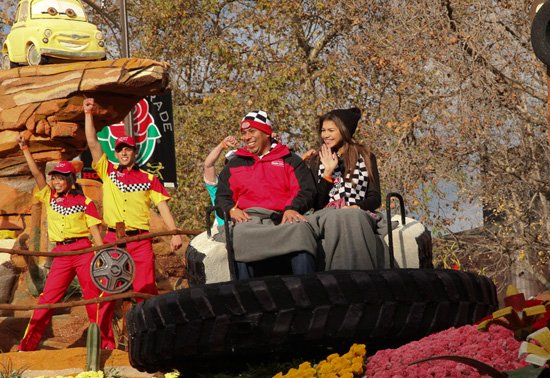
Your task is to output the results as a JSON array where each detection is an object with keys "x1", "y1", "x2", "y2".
[{"x1": 119, "y1": 0, "x2": 134, "y2": 137}]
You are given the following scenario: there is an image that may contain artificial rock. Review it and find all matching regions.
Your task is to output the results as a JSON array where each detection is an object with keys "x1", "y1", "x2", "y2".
[{"x1": 0, "y1": 57, "x2": 170, "y2": 219}]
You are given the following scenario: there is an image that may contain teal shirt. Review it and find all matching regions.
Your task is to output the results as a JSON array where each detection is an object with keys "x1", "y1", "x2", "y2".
[{"x1": 206, "y1": 178, "x2": 224, "y2": 225}]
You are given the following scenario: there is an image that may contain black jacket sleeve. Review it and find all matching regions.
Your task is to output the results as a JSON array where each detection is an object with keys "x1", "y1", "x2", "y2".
[
  {"x1": 309, "y1": 157, "x2": 331, "y2": 210},
  {"x1": 214, "y1": 162, "x2": 236, "y2": 220},
  {"x1": 286, "y1": 153, "x2": 317, "y2": 214}
]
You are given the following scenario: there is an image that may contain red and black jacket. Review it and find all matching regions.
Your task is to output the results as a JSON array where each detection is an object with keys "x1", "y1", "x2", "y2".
[{"x1": 215, "y1": 143, "x2": 316, "y2": 220}]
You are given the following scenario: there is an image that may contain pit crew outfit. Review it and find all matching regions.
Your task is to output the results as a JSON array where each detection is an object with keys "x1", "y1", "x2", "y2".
[
  {"x1": 19, "y1": 186, "x2": 113, "y2": 351},
  {"x1": 93, "y1": 153, "x2": 170, "y2": 335},
  {"x1": 215, "y1": 142, "x2": 318, "y2": 278}
]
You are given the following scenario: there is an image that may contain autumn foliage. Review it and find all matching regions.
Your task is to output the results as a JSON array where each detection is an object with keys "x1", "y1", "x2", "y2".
[{"x1": 2, "y1": 0, "x2": 550, "y2": 292}]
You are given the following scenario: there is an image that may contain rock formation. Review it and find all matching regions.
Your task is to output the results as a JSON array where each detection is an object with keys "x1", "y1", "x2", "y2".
[
  {"x1": 0, "y1": 58, "x2": 174, "y2": 306},
  {"x1": 0, "y1": 57, "x2": 170, "y2": 226}
]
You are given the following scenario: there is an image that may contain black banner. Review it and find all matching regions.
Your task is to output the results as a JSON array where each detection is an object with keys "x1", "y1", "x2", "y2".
[{"x1": 81, "y1": 93, "x2": 177, "y2": 188}]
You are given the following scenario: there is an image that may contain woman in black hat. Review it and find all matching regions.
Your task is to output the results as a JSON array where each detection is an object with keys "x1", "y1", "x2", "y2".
[
  {"x1": 308, "y1": 107, "x2": 380, "y2": 212},
  {"x1": 305, "y1": 108, "x2": 387, "y2": 271}
]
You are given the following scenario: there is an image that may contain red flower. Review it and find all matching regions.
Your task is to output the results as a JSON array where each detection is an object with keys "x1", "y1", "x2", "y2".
[
  {"x1": 107, "y1": 100, "x2": 153, "y2": 145},
  {"x1": 131, "y1": 100, "x2": 154, "y2": 145}
]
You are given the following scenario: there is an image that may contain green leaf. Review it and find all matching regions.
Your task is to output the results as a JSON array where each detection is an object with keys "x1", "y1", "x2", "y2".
[{"x1": 505, "y1": 365, "x2": 550, "y2": 378}]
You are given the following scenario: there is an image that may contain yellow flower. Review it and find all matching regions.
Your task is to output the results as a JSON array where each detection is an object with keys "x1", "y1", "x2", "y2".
[
  {"x1": 75, "y1": 372, "x2": 104, "y2": 378},
  {"x1": 338, "y1": 367, "x2": 352, "y2": 374},
  {"x1": 318, "y1": 363, "x2": 334, "y2": 375},
  {"x1": 351, "y1": 343, "x2": 367, "y2": 357},
  {"x1": 273, "y1": 343, "x2": 367, "y2": 378},
  {"x1": 327, "y1": 353, "x2": 340, "y2": 362},
  {"x1": 331, "y1": 357, "x2": 346, "y2": 369},
  {"x1": 164, "y1": 370, "x2": 180, "y2": 378},
  {"x1": 351, "y1": 362, "x2": 364, "y2": 375},
  {"x1": 297, "y1": 369, "x2": 315, "y2": 378}
]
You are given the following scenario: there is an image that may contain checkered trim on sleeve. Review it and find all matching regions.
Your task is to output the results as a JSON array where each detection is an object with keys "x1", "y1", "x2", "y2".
[
  {"x1": 49, "y1": 198, "x2": 86, "y2": 216},
  {"x1": 109, "y1": 171, "x2": 152, "y2": 192}
]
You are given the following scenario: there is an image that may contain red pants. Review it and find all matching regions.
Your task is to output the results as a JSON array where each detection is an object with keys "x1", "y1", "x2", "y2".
[
  {"x1": 99, "y1": 231, "x2": 158, "y2": 345},
  {"x1": 19, "y1": 239, "x2": 115, "y2": 351}
]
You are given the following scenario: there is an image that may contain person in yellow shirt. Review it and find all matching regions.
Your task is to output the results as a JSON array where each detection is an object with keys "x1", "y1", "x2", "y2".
[
  {"x1": 83, "y1": 98, "x2": 183, "y2": 346},
  {"x1": 16, "y1": 135, "x2": 114, "y2": 350}
]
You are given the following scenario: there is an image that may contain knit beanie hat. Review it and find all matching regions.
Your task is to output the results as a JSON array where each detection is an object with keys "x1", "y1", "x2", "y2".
[
  {"x1": 240, "y1": 110, "x2": 273, "y2": 135},
  {"x1": 329, "y1": 107, "x2": 361, "y2": 137}
]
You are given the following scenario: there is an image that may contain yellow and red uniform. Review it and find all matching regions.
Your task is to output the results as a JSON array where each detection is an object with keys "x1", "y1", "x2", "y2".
[
  {"x1": 93, "y1": 153, "x2": 171, "y2": 342},
  {"x1": 94, "y1": 153, "x2": 170, "y2": 232},
  {"x1": 19, "y1": 186, "x2": 114, "y2": 351}
]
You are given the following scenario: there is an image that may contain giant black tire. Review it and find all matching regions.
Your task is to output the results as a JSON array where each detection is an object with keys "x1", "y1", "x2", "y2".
[
  {"x1": 531, "y1": 0, "x2": 550, "y2": 66},
  {"x1": 126, "y1": 269, "x2": 497, "y2": 373}
]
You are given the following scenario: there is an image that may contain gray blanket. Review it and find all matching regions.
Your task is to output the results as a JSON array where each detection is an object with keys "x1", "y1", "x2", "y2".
[
  {"x1": 215, "y1": 207, "x2": 318, "y2": 262},
  {"x1": 305, "y1": 208, "x2": 391, "y2": 270},
  {"x1": 215, "y1": 207, "x2": 391, "y2": 269}
]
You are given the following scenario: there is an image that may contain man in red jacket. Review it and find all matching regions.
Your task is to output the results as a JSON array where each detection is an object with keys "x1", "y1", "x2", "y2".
[{"x1": 215, "y1": 110, "x2": 317, "y2": 279}]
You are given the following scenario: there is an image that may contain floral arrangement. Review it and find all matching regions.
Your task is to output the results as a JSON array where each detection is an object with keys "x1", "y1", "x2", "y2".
[
  {"x1": 273, "y1": 285, "x2": 550, "y2": 378},
  {"x1": 477, "y1": 285, "x2": 550, "y2": 340},
  {"x1": 273, "y1": 343, "x2": 366, "y2": 378},
  {"x1": 366, "y1": 285, "x2": 550, "y2": 377},
  {"x1": 31, "y1": 369, "x2": 180, "y2": 378},
  {"x1": 364, "y1": 324, "x2": 528, "y2": 377}
]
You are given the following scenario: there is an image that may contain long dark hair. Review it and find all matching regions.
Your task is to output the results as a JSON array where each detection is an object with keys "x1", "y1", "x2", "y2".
[
  {"x1": 51, "y1": 173, "x2": 84, "y2": 196},
  {"x1": 316, "y1": 112, "x2": 376, "y2": 185}
]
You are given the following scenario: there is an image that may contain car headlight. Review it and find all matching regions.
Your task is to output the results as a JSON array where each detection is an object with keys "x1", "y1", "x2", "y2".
[
  {"x1": 43, "y1": 38, "x2": 49, "y2": 43},
  {"x1": 98, "y1": 41, "x2": 104, "y2": 47},
  {"x1": 95, "y1": 32, "x2": 103, "y2": 41},
  {"x1": 44, "y1": 29, "x2": 52, "y2": 37}
]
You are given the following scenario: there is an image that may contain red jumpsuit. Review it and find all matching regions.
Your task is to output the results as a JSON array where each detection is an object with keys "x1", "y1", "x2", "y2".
[{"x1": 19, "y1": 186, "x2": 114, "y2": 351}]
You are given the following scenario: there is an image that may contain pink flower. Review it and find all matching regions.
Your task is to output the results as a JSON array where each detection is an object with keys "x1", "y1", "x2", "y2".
[{"x1": 363, "y1": 325, "x2": 529, "y2": 377}]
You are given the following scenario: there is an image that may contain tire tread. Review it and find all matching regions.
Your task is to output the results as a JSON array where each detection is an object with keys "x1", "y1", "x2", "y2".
[{"x1": 127, "y1": 269, "x2": 498, "y2": 373}]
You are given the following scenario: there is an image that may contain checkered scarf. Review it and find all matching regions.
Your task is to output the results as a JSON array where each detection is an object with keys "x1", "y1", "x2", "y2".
[
  {"x1": 318, "y1": 154, "x2": 369, "y2": 206},
  {"x1": 258, "y1": 139, "x2": 279, "y2": 158}
]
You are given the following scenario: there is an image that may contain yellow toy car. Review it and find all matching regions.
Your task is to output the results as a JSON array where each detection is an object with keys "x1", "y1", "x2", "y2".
[{"x1": 1, "y1": 0, "x2": 106, "y2": 69}]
